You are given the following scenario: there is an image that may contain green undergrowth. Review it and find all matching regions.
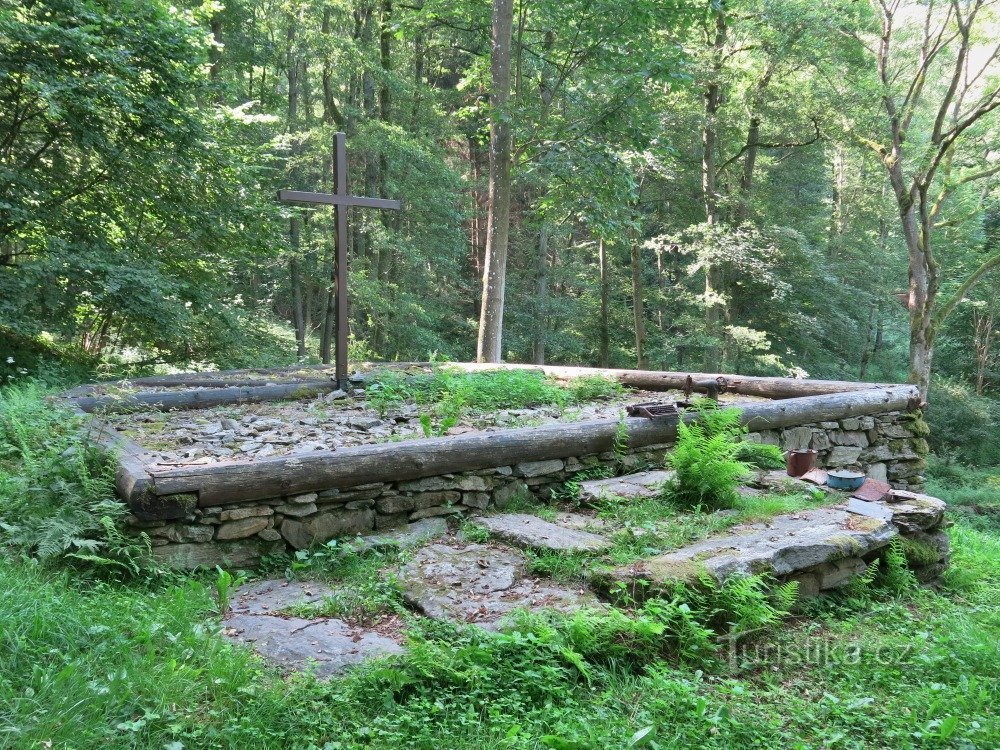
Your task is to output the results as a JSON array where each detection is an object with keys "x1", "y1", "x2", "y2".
[
  {"x1": 4, "y1": 519, "x2": 997, "y2": 750},
  {"x1": 365, "y1": 366, "x2": 623, "y2": 419},
  {"x1": 0, "y1": 383, "x2": 152, "y2": 577},
  {"x1": 926, "y1": 459, "x2": 1000, "y2": 534},
  {"x1": 277, "y1": 546, "x2": 409, "y2": 626}
]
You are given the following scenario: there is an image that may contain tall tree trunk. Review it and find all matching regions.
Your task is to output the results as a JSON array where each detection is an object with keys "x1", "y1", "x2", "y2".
[
  {"x1": 321, "y1": 7, "x2": 345, "y2": 127},
  {"x1": 655, "y1": 248, "x2": 666, "y2": 333},
  {"x1": 476, "y1": 0, "x2": 515, "y2": 363},
  {"x1": 411, "y1": 28, "x2": 425, "y2": 126},
  {"x1": 733, "y1": 116, "x2": 759, "y2": 225},
  {"x1": 630, "y1": 240, "x2": 647, "y2": 369},
  {"x1": 701, "y1": 6, "x2": 726, "y2": 371},
  {"x1": 532, "y1": 223, "x2": 549, "y2": 365},
  {"x1": 973, "y1": 307, "x2": 993, "y2": 396},
  {"x1": 209, "y1": 13, "x2": 223, "y2": 93},
  {"x1": 598, "y1": 238, "x2": 610, "y2": 368},
  {"x1": 289, "y1": 218, "x2": 306, "y2": 358},
  {"x1": 859, "y1": 303, "x2": 875, "y2": 380},
  {"x1": 829, "y1": 145, "x2": 846, "y2": 259}
]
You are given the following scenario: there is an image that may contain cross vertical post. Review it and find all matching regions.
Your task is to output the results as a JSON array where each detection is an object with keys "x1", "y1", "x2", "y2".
[{"x1": 277, "y1": 132, "x2": 401, "y2": 389}]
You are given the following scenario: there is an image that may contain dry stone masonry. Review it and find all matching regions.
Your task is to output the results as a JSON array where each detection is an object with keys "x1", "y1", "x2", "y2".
[
  {"x1": 66, "y1": 364, "x2": 928, "y2": 568},
  {"x1": 130, "y1": 410, "x2": 928, "y2": 569}
]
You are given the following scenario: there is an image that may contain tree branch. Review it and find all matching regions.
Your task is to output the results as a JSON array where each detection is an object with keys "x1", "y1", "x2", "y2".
[
  {"x1": 936, "y1": 251, "x2": 1000, "y2": 325},
  {"x1": 716, "y1": 118, "x2": 821, "y2": 176}
]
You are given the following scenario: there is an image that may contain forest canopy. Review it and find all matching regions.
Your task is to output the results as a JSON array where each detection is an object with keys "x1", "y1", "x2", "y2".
[{"x1": 2, "y1": 0, "x2": 999, "y2": 403}]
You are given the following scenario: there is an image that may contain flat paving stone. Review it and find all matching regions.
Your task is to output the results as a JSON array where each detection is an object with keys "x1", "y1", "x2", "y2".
[
  {"x1": 349, "y1": 517, "x2": 448, "y2": 554},
  {"x1": 577, "y1": 470, "x2": 675, "y2": 505},
  {"x1": 599, "y1": 506, "x2": 897, "y2": 599},
  {"x1": 223, "y1": 613, "x2": 403, "y2": 679},
  {"x1": 551, "y1": 511, "x2": 611, "y2": 532},
  {"x1": 478, "y1": 513, "x2": 611, "y2": 552},
  {"x1": 229, "y1": 579, "x2": 337, "y2": 616},
  {"x1": 223, "y1": 579, "x2": 403, "y2": 677},
  {"x1": 400, "y1": 543, "x2": 599, "y2": 627}
]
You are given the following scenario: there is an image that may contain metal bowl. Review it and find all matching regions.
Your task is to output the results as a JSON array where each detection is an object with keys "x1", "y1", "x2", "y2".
[{"x1": 827, "y1": 470, "x2": 866, "y2": 491}]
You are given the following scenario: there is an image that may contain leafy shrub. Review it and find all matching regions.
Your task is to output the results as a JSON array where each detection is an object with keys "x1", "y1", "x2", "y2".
[
  {"x1": 665, "y1": 405, "x2": 753, "y2": 510},
  {"x1": 0, "y1": 383, "x2": 151, "y2": 576},
  {"x1": 926, "y1": 378, "x2": 1000, "y2": 466}
]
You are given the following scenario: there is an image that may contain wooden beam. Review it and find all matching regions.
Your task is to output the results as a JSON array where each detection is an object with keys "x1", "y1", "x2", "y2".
[
  {"x1": 72, "y1": 380, "x2": 344, "y2": 414},
  {"x1": 439, "y1": 362, "x2": 898, "y2": 399},
  {"x1": 137, "y1": 385, "x2": 919, "y2": 508},
  {"x1": 277, "y1": 190, "x2": 401, "y2": 210}
]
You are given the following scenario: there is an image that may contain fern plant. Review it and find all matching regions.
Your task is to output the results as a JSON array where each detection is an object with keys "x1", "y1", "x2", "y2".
[
  {"x1": 0, "y1": 384, "x2": 152, "y2": 577},
  {"x1": 666, "y1": 406, "x2": 753, "y2": 510}
]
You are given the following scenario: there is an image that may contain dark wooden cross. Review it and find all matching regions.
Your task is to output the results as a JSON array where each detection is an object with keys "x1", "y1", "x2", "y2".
[{"x1": 278, "y1": 132, "x2": 401, "y2": 388}]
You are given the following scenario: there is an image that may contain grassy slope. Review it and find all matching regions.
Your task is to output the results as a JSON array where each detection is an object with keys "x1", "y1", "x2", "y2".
[{"x1": 0, "y1": 498, "x2": 996, "y2": 749}]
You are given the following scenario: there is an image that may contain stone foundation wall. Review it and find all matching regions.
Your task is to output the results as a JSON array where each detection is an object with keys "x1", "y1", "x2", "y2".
[
  {"x1": 746, "y1": 410, "x2": 928, "y2": 491},
  {"x1": 132, "y1": 410, "x2": 929, "y2": 569}
]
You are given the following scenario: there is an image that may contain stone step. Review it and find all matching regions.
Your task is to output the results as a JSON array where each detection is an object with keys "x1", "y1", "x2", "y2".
[
  {"x1": 595, "y1": 506, "x2": 898, "y2": 600},
  {"x1": 477, "y1": 513, "x2": 611, "y2": 552},
  {"x1": 348, "y1": 517, "x2": 448, "y2": 554},
  {"x1": 577, "y1": 470, "x2": 675, "y2": 505},
  {"x1": 222, "y1": 579, "x2": 403, "y2": 678},
  {"x1": 399, "y1": 543, "x2": 599, "y2": 628},
  {"x1": 595, "y1": 489, "x2": 948, "y2": 601}
]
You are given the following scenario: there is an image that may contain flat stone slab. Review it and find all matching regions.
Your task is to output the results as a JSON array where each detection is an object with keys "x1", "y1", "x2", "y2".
[
  {"x1": 348, "y1": 517, "x2": 448, "y2": 554},
  {"x1": 223, "y1": 579, "x2": 403, "y2": 677},
  {"x1": 477, "y1": 513, "x2": 611, "y2": 552},
  {"x1": 884, "y1": 492, "x2": 947, "y2": 533},
  {"x1": 230, "y1": 579, "x2": 337, "y2": 616},
  {"x1": 223, "y1": 613, "x2": 403, "y2": 679},
  {"x1": 400, "y1": 543, "x2": 599, "y2": 627},
  {"x1": 577, "y1": 470, "x2": 675, "y2": 505},
  {"x1": 551, "y1": 511, "x2": 611, "y2": 532},
  {"x1": 600, "y1": 506, "x2": 897, "y2": 599}
]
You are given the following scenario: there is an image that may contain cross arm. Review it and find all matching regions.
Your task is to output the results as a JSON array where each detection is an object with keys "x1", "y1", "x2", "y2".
[{"x1": 277, "y1": 189, "x2": 402, "y2": 211}]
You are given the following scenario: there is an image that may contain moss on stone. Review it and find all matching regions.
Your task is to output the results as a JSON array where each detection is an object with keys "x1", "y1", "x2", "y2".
[
  {"x1": 910, "y1": 437, "x2": 930, "y2": 456},
  {"x1": 902, "y1": 412, "x2": 931, "y2": 437},
  {"x1": 825, "y1": 533, "x2": 865, "y2": 556},
  {"x1": 900, "y1": 537, "x2": 941, "y2": 567},
  {"x1": 644, "y1": 556, "x2": 710, "y2": 585},
  {"x1": 848, "y1": 516, "x2": 886, "y2": 533}
]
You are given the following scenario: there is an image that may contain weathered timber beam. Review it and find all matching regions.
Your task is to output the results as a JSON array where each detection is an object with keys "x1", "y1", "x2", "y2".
[
  {"x1": 139, "y1": 385, "x2": 918, "y2": 507},
  {"x1": 72, "y1": 380, "x2": 344, "y2": 414}
]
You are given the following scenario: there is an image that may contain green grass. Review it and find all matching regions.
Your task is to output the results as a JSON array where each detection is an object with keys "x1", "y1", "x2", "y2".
[
  {"x1": 2, "y1": 514, "x2": 997, "y2": 749},
  {"x1": 364, "y1": 366, "x2": 623, "y2": 418},
  {"x1": 278, "y1": 547, "x2": 408, "y2": 626}
]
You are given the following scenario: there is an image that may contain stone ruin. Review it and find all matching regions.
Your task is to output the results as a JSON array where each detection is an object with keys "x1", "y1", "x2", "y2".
[{"x1": 64, "y1": 363, "x2": 949, "y2": 676}]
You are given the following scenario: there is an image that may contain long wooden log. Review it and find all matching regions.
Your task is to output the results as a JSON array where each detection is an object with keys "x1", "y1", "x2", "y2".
[
  {"x1": 71, "y1": 380, "x2": 345, "y2": 414},
  {"x1": 438, "y1": 362, "x2": 897, "y2": 399},
  {"x1": 139, "y1": 385, "x2": 918, "y2": 508}
]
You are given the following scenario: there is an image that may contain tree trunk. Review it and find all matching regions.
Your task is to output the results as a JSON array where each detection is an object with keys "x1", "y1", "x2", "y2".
[
  {"x1": 476, "y1": 0, "x2": 515, "y2": 363},
  {"x1": 630, "y1": 240, "x2": 647, "y2": 369},
  {"x1": 209, "y1": 14, "x2": 223, "y2": 90},
  {"x1": 321, "y1": 7, "x2": 345, "y2": 127},
  {"x1": 532, "y1": 223, "x2": 549, "y2": 365},
  {"x1": 598, "y1": 238, "x2": 610, "y2": 368},
  {"x1": 701, "y1": 6, "x2": 726, "y2": 371},
  {"x1": 289, "y1": 217, "x2": 306, "y2": 357},
  {"x1": 829, "y1": 145, "x2": 846, "y2": 259},
  {"x1": 973, "y1": 307, "x2": 993, "y2": 396}
]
